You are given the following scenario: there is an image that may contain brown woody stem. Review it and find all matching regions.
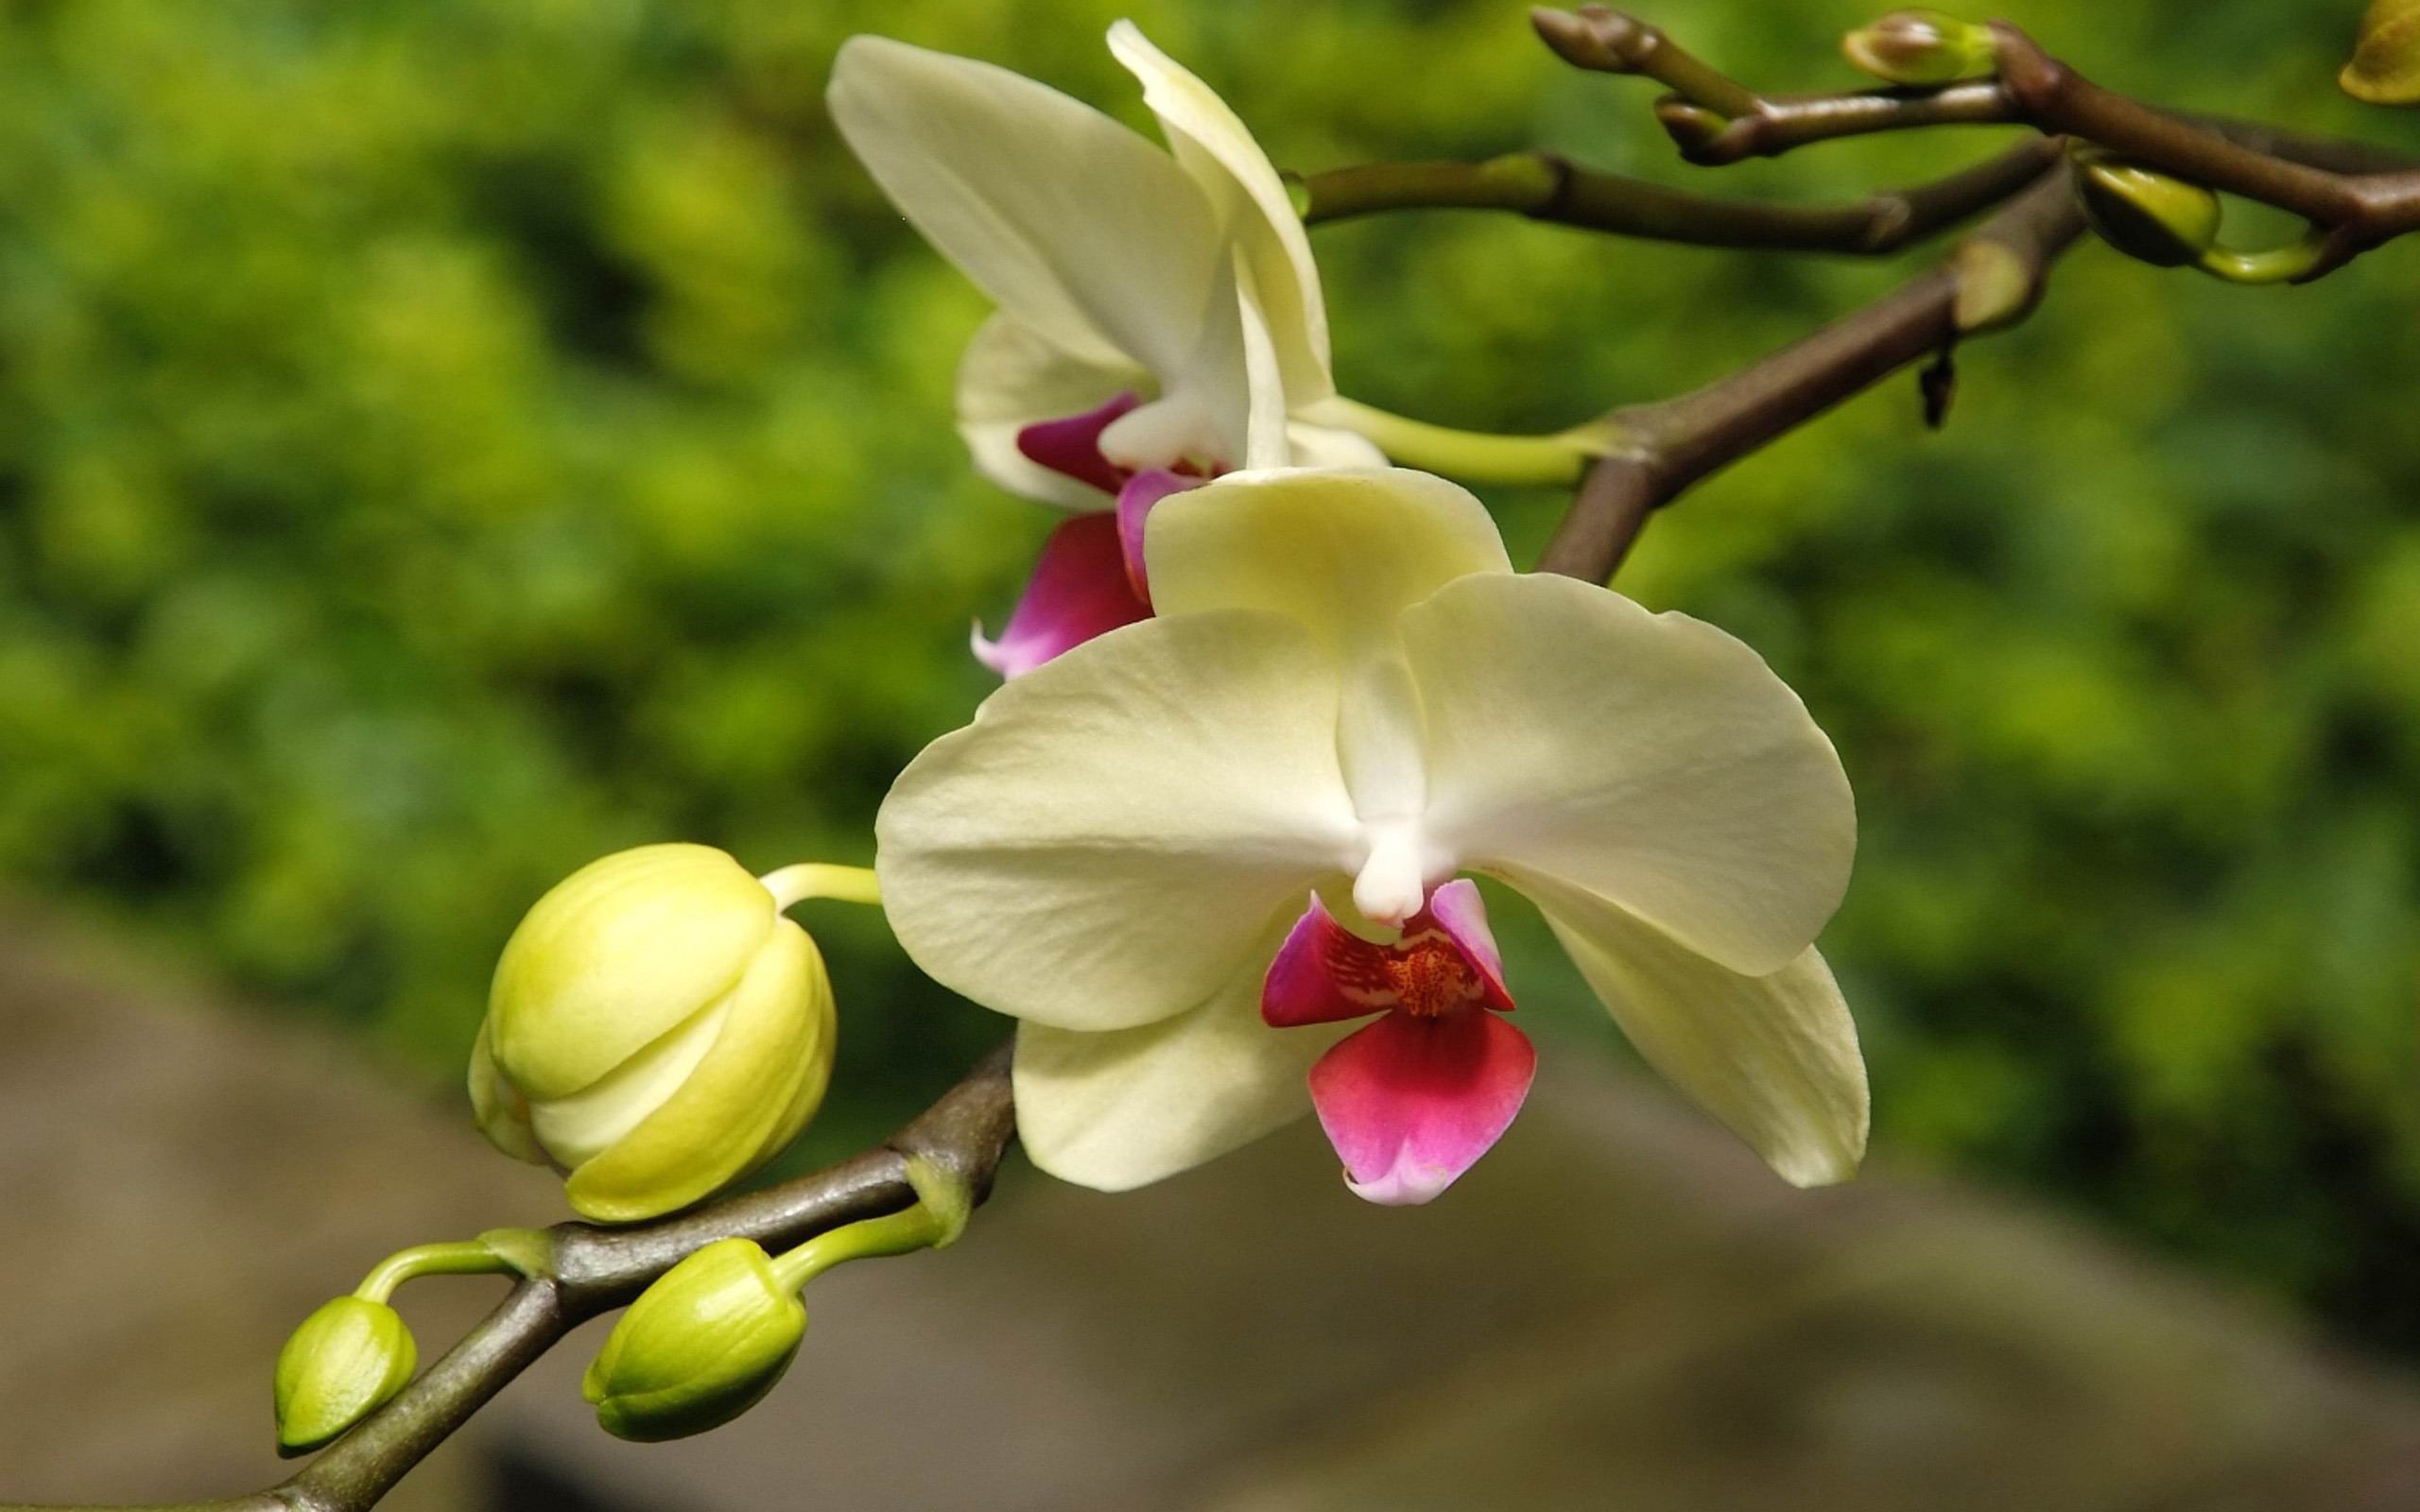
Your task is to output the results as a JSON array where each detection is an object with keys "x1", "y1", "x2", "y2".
[
  {"x1": 1537, "y1": 171, "x2": 2086, "y2": 583},
  {"x1": 1299, "y1": 138, "x2": 2060, "y2": 254}
]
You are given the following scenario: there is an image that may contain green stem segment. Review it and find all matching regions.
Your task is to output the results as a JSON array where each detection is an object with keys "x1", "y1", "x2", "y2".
[
  {"x1": 766, "y1": 1154, "x2": 975, "y2": 1293},
  {"x1": 759, "y1": 863, "x2": 882, "y2": 911},
  {"x1": 353, "y1": 1229, "x2": 545, "y2": 1304},
  {"x1": 1306, "y1": 396, "x2": 1612, "y2": 489},
  {"x1": 2197, "y1": 230, "x2": 2332, "y2": 284}
]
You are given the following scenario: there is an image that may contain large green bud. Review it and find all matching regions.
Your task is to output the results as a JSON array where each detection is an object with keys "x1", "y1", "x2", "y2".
[
  {"x1": 2345, "y1": 0, "x2": 2420, "y2": 105},
  {"x1": 274, "y1": 1297, "x2": 417, "y2": 1455},
  {"x1": 2069, "y1": 148, "x2": 2222, "y2": 268},
  {"x1": 471, "y1": 844, "x2": 837, "y2": 1223},
  {"x1": 582, "y1": 1238, "x2": 806, "y2": 1442}
]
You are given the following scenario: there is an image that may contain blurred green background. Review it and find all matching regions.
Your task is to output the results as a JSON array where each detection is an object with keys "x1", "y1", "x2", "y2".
[{"x1": 2, "y1": 0, "x2": 2416, "y2": 1352}]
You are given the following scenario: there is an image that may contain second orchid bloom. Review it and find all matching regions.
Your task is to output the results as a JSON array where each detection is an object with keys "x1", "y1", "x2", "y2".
[
  {"x1": 877, "y1": 468, "x2": 1868, "y2": 1205},
  {"x1": 829, "y1": 25, "x2": 1384, "y2": 677}
]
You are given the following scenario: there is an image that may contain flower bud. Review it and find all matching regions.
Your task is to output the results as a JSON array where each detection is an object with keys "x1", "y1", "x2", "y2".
[
  {"x1": 274, "y1": 1297, "x2": 417, "y2": 1455},
  {"x1": 582, "y1": 1239, "x2": 806, "y2": 1442},
  {"x1": 2069, "y1": 148, "x2": 2222, "y2": 267},
  {"x1": 2345, "y1": 0, "x2": 2420, "y2": 104},
  {"x1": 472, "y1": 844, "x2": 837, "y2": 1224},
  {"x1": 1842, "y1": 10, "x2": 1998, "y2": 85}
]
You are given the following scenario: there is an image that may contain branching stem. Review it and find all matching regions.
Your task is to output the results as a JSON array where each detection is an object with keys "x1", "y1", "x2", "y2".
[
  {"x1": 1, "y1": 1044, "x2": 1017, "y2": 1512},
  {"x1": 1531, "y1": 6, "x2": 2420, "y2": 280},
  {"x1": 1298, "y1": 137, "x2": 2060, "y2": 254},
  {"x1": 1537, "y1": 170, "x2": 2086, "y2": 582}
]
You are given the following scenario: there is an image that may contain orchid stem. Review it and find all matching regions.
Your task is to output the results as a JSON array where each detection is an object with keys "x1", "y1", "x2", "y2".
[
  {"x1": 353, "y1": 1234, "x2": 537, "y2": 1305},
  {"x1": 759, "y1": 864, "x2": 883, "y2": 912},
  {"x1": 1309, "y1": 396, "x2": 1610, "y2": 488}
]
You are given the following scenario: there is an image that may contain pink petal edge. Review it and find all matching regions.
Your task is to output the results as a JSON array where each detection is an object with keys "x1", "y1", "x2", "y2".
[
  {"x1": 1113, "y1": 468, "x2": 1201, "y2": 607},
  {"x1": 1262, "y1": 892, "x2": 1392, "y2": 1028},
  {"x1": 1426, "y1": 879, "x2": 1514, "y2": 1011},
  {"x1": 972, "y1": 513, "x2": 1150, "y2": 679},
  {"x1": 1015, "y1": 392, "x2": 1141, "y2": 497},
  {"x1": 1308, "y1": 1007, "x2": 1537, "y2": 1207}
]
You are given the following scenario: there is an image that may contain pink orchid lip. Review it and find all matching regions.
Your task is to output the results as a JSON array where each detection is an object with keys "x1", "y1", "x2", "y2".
[
  {"x1": 1263, "y1": 880, "x2": 1534, "y2": 1205},
  {"x1": 971, "y1": 512, "x2": 1150, "y2": 679},
  {"x1": 1311, "y1": 1007, "x2": 1535, "y2": 1206},
  {"x1": 1016, "y1": 392, "x2": 1141, "y2": 497}
]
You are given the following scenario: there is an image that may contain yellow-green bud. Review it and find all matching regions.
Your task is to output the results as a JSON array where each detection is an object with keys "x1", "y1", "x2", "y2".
[
  {"x1": 2345, "y1": 0, "x2": 2420, "y2": 104},
  {"x1": 274, "y1": 1297, "x2": 417, "y2": 1455},
  {"x1": 472, "y1": 844, "x2": 837, "y2": 1224},
  {"x1": 2070, "y1": 149, "x2": 2222, "y2": 267},
  {"x1": 582, "y1": 1239, "x2": 805, "y2": 1442},
  {"x1": 1842, "y1": 10, "x2": 1998, "y2": 85}
]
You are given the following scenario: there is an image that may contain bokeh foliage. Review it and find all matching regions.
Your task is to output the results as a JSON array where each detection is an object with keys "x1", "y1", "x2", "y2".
[{"x1": 2, "y1": 0, "x2": 2417, "y2": 1344}]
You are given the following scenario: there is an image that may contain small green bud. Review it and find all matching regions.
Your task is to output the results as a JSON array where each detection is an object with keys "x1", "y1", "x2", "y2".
[
  {"x1": 1842, "y1": 10, "x2": 1998, "y2": 85},
  {"x1": 274, "y1": 1297, "x2": 417, "y2": 1455},
  {"x1": 473, "y1": 844, "x2": 838, "y2": 1224},
  {"x1": 2345, "y1": 0, "x2": 2420, "y2": 104},
  {"x1": 582, "y1": 1239, "x2": 806, "y2": 1442},
  {"x1": 2070, "y1": 148, "x2": 2222, "y2": 267}
]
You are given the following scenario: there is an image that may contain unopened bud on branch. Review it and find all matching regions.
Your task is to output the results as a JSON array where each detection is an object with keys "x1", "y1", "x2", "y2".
[
  {"x1": 2344, "y1": 0, "x2": 2420, "y2": 104},
  {"x1": 472, "y1": 844, "x2": 840, "y2": 1223},
  {"x1": 274, "y1": 1297, "x2": 417, "y2": 1455},
  {"x1": 2069, "y1": 148, "x2": 2221, "y2": 267},
  {"x1": 582, "y1": 1238, "x2": 807, "y2": 1442},
  {"x1": 1842, "y1": 10, "x2": 1998, "y2": 85}
]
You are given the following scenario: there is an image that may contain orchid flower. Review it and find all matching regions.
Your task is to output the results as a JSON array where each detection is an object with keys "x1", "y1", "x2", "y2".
[
  {"x1": 828, "y1": 25, "x2": 1385, "y2": 676},
  {"x1": 875, "y1": 467, "x2": 1867, "y2": 1205}
]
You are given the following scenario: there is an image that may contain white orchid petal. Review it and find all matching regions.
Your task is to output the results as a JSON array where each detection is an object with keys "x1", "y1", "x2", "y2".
[
  {"x1": 1107, "y1": 21, "x2": 1333, "y2": 401},
  {"x1": 1146, "y1": 467, "x2": 1512, "y2": 664},
  {"x1": 1098, "y1": 251, "x2": 1254, "y2": 473},
  {"x1": 1286, "y1": 420, "x2": 1390, "y2": 471},
  {"x1": 1402, "y1": 574, "x2": 1856, "y2": 976},
  {"x1": 876, "y1": 610, "x2": 1357, "y2": 1032},
  {"x1": 1014, "y1": 916, "x2": 1345, "y2": 1190},
  {"x1": 1527, "y1": 875, "x2": 1868, "y2": 1187},
  {"x1": 830, "y1": 35, "x2": 1221, "y2": 379},
  {"x1": 1236, "y1": 255, "x2": 1292, "y2": 473},
  {"x1": 957, "y1": 314, "x2": 1150, "y2": 509}
]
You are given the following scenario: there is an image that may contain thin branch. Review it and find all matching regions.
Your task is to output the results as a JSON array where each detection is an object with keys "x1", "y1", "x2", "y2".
[
  {"x1": 1530, "y1": 7, "x2": 2420, "y2": 278},
  {"x1": 1, "y1": 1044, "x2": 1019, "y2": 1512},
  {"x1": 1538, "y1": 169, "x2": 2086, "y2": 583},
  {"x1": 1298, "y1": 137, "x2": 2060, "y2": 255}
]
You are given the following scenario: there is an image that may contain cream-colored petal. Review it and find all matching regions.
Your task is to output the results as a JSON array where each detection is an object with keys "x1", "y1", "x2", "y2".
[
  {"x1": 1401, "y1": 574, "x2": 1855, "y2": 976},
  {"x1": 1145, "y1": 467, "x2": 1512, "y2": 664},
  {"x1": 1107, "y1": 21, "x2": 1332, "y2": 403},
  {"x1": 829, "y1": 35, "x2": 1221, "y2": 380},
  {"x1": 1235, "y1": 255, "x2": 1291, "y2": 472},
  {"x1": 1013, "y1": 916, "x2": 1347, "y2": 1191},
  {"x1": 1102, "y1": 252, "x2": 1255, "y2": 473},
  {"x1": 958, "y1": 313, "x2": 1151, "y2": 509},
  {"x1": 1285, "y1": 420, "x2": 1389, "y2": 471},
  {"x1": 564, "y1": 920, "x2": 831, "y2": 1223},
  {"x1": 1526, "y1": 875, "x2": 1867, "y2": 1188},
  {"x1": 489, "y1": 844, "x2": 773, "y2": 1101},
  {"x1": 876, "y1": 610, "x2": 1357, "y2": 1032},
  {"x1": 469, "y1": 1022, "x2": 547, "y2": 1166}
]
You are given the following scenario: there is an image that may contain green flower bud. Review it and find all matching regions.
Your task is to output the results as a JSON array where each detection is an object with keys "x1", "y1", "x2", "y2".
[
  {"x1": 472, "y1": 845, "x2": 838, "y2": 1224},
  {"x1": 582, "y1": 1239, "x2": 806, "y2": 1443},
  {"x1": 274, "y1": 1297, "x2": 417, "y2": 1455},
  {"x1": 2345, "y1": 0, "x2": 2420, "y2": 105},
  {"x1": 2070, "y1": 148, "x2": 2222, "y2": 267},
  {"x1": 1842, "y1": 9, "x2": 1998, "y2": 85}
]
